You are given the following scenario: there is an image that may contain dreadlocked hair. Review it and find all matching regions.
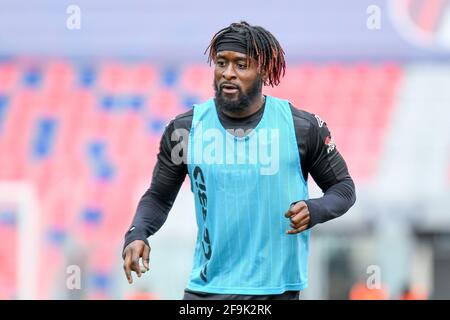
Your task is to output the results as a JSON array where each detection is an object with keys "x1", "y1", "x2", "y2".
[{"x1": 205, "y1": 21, "x2": 286, "y2": 87}]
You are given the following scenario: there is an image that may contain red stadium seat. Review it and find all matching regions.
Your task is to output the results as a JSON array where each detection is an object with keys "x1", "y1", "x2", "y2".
[{"x1": 0, "y1": 63, "x2": 20, "y2": 94}]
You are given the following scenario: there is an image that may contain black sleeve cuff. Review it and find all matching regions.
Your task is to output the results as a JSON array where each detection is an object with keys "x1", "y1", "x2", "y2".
[
  {"x1": 290, "y1": 200, "x2": 321, "y2": 230},
  {"x1": 304, "y1": 199, "x2": 322, "y2": 229},
  {"x1": 122, "y1": 227, "x2": 150, "y2": 256}
]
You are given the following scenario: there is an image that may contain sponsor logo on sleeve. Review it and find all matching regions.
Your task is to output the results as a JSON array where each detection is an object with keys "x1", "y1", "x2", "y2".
[
  {"x1": 314, "y1": 115, "x2": 324, "y2": 128},
  {"x1": 325, "y1": 135, "x2": 336, "y2": 154}
]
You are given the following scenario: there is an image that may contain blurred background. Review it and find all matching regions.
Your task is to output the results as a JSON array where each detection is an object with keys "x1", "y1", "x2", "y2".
[{"x1": 0, "y1": 0, "x2": 449, "y2": 300}]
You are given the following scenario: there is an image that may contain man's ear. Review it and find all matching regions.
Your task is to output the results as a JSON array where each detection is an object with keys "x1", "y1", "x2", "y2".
[{"x1": 260, "y1": 70, "x2": 269, "y2": 84}]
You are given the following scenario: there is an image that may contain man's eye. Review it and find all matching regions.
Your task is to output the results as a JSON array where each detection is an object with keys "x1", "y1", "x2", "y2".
[
  {"x1": 217, "y1": 61, "x2": 226, "y2": 67},
  {"x1": 237, "y1": 64, "x2": 247, "y2": 69}
]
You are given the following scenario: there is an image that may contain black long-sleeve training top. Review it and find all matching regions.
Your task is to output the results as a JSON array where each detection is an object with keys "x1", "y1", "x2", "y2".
[{"x1": 124, "y1": 98, "x2": 356, "y2": 250}]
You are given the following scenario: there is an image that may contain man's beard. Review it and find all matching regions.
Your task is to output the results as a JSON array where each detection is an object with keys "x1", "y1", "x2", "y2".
[{"x1": 214, "y1": 77, "x2": 262, "y2": 114}]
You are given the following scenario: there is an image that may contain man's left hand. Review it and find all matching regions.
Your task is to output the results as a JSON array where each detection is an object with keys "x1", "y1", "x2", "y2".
[{"x1": 284, "y1": 201, "x2": 310, "y2": 235}]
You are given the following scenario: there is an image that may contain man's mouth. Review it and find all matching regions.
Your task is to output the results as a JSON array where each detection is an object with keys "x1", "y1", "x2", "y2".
[{"x1": 221, "y1": 84, "x2": 239, "y2": 94}]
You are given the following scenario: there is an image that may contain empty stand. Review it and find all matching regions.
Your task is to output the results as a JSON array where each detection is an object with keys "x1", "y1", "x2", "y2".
[{"x1": 0, "y1": 60, "x2": 402, "y2": 298}]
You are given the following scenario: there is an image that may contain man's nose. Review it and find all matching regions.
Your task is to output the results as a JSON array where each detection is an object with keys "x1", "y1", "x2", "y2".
[{"x1": 222, "y1": 64, "x2": 236, "y2": 80}]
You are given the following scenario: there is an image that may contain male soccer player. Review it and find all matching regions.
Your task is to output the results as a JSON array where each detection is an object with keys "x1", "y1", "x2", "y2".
[{"x1": 122, "y1": 21, "x2": 356, "y2": 300}]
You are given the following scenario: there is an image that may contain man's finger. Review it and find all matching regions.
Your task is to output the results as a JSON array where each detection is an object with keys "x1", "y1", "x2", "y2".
[
  {"x1": 284, "y1": 201, "x2": 307, "y2": 218},
  {"x1": 131, "y1": 250, "x2": 142, "y2": 278},
  {"x1": 123, "y1": 252, "x2": 133, "y2": 284},
  {"x1": 284, "y1": 209, "x2": 295, "y2": 218},
  {"x1": 291, "y1": 216, "x2": 310, "y2": 229},
  {"x1": 284, "y1": 203, "x2": 298, "y2": 218},
  {"x1": 285, "y1": 208, "x2": 301, "y2": 219},
  {"x1": 292, "y1": 212, "x2": 311, "y2": 228},
  {"x1": 286, "y1": 224, "x2": 308, "y2": 235},
  {"x1": 290, "y1": 210, "x2": 308, "y2": 224},
  {"x1": 142, "y1": 245, "x2": 150, "y2": 271}
]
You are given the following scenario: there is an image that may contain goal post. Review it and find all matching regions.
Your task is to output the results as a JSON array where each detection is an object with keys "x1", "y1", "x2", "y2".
[{"x1": 0, "y1": 181, "x2": 39, "y2": 299}]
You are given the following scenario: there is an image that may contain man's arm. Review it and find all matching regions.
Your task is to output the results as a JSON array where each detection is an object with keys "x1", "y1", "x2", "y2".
[
  {"x1": 287, "y1": 106, "x2": 356, "y2": 232},
  {"x1": 122, "y1": 113, "x2": 191, "y2": 283},
  {"x1": 123, "y1": 118, "x2": 189, "y2": 251}
]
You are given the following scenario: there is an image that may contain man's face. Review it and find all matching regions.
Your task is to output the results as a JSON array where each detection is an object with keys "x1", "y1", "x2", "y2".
[{"x1": 213, "y1": 50, "x2": 263, "y2": 113}]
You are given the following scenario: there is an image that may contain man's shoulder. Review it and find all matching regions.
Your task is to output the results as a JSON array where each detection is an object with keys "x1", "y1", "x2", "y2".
[
  {"x1": 165, "y1": 108, "x2": 194, "y2": 131},
  {"x1": 287, "y1": 102, "x2": 336, "y2": 155},
  {"x1": 288, "y1": 102, "x2": 325, "y2": 130},
  {"x1": 174, "y1": 108, "x2": 194, "y2": 121},
  {"x1": 167, "y1": 97, "x2": 215, "y2": 129}
]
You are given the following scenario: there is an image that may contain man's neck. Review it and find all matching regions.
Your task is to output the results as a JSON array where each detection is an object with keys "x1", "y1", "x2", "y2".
[{"x1": 220, "y1": 94, "x2": 266, "y2": 119}]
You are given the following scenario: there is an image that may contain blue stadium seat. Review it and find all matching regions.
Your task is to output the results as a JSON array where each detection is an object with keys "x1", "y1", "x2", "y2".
[
  {"x1": 87, "y1": 141, "x2": 115, "y2": 181},
  {"x1": 32, "y1": 118, "x2": 57, "y2": 159},
  {"x1": 88, "y1": 141, "x2": 106, "y2": 159},
  {"x1": 149, "y1": 118, "x2": 165, "y2": 134},
  {"x1": 96, "y1": 163, "x2": 115, "y2": 181},
  {"x1": 0, "y1": 210, "x2": 16, "y2": 226},
  {"x1": 82, "y1": 207, "x2": 103, "y2": 225},
  {"x1": 0, "y1": 95, "x2": 8, "y2": 133},
  {"x1": 90, "y1": 272, "x2": 110, "y2": 291},
  {"x1": 130, "y1": 95, "x2": 144, "y2": 111},
  {"x1": 182, "y1": 95, "x2": 199, "y2": 109},
  {"x1": 162, "y1": 66, "x2": 179, "y2": 87},
  {"x1": 23, "y1": 69, "x2": 41, "y2": 88},
  {"x1": 47, "y1": 228, "x2": 66, "y2": 246},
  {"x1": 101, "y1": 95, "x2": 144, "y2": 112},
  {"x1": 101, "y1": 96, "x2": 115, "y2": 110},
  {"x1": 79, "y1": 67, "x2": 96, "y2": 87}
]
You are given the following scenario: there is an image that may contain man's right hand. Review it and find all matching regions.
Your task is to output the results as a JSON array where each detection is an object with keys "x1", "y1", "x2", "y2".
[{"x1": 122, "y1": 240, "x2": 150, "y2": 284}]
